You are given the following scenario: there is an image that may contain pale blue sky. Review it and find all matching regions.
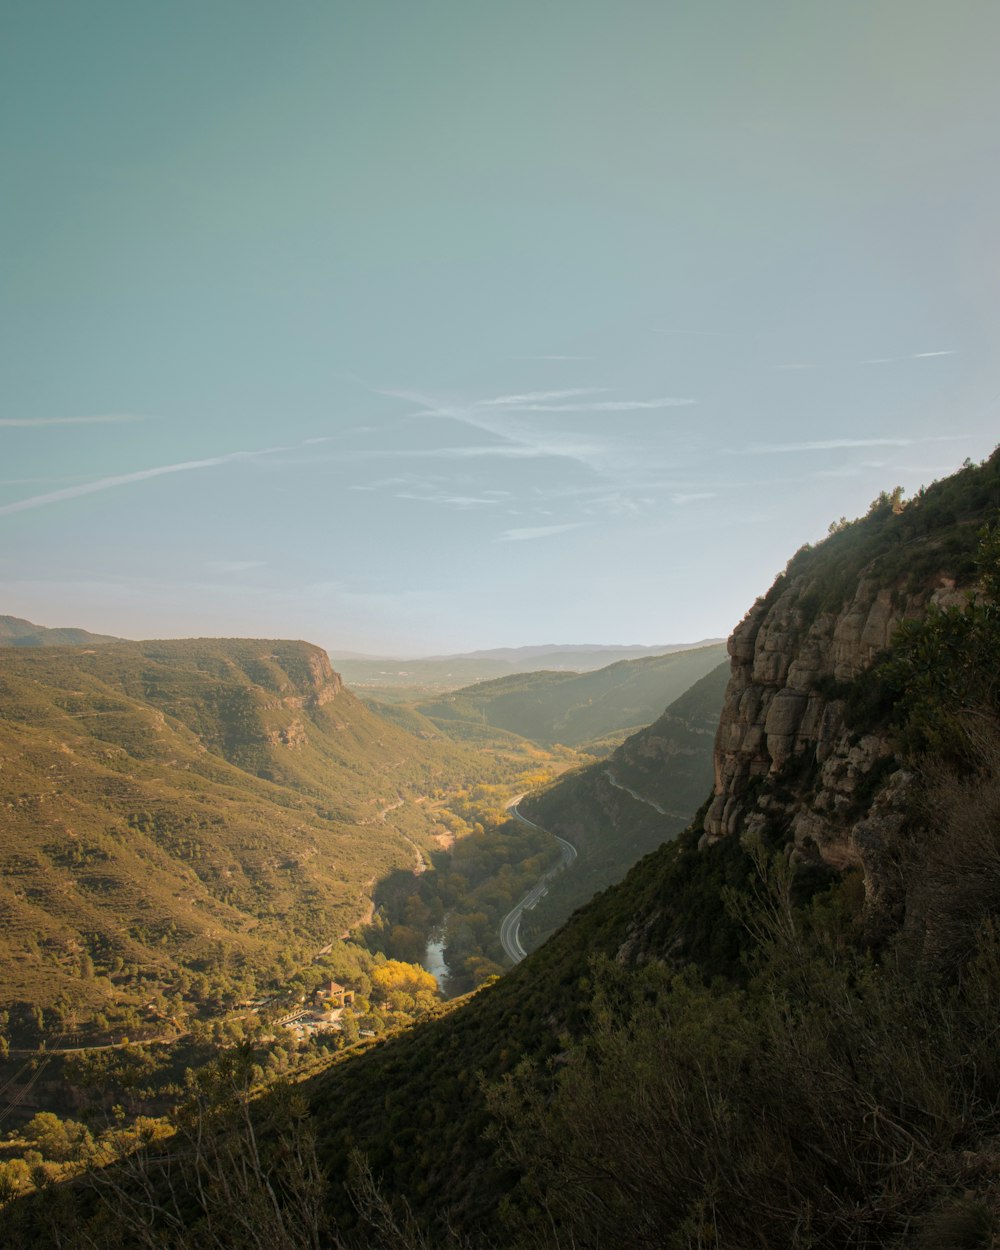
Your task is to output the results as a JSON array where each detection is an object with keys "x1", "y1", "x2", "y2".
[{"x1": 2, "y1": 1, "x2": 999, "y2": 655}]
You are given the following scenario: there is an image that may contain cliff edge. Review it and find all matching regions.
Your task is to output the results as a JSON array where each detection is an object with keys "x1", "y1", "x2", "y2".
[{"x1": 704, "y1": 451, "x2": 1000, "y2": 913}]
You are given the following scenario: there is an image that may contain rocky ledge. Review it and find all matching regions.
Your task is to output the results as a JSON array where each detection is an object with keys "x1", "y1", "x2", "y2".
[{"x1": 703, "y1": 566, "x2": 969, "y2": 891}]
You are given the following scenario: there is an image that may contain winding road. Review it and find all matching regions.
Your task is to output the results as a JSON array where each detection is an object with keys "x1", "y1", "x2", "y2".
[
  {"x1": 498, "y1": 802, "x2": 577, "y2": 964},
  {"x1": 605, "y1": 769, "x2": 693, "y2": 820}
]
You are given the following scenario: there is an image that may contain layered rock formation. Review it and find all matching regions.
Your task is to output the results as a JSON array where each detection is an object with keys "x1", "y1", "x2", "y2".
[{"x1": 704, "y1": 548, "x2": 976, "y2": 909}]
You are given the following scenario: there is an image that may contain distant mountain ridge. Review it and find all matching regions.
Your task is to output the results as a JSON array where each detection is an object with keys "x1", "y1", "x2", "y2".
[
  {"x1": 411, "y1": 644, "x2": 728, "y2": 749},
  {"x1": 425, "y1": 641, "x2": 723, "y2": 663},
  {"x1": 335, "y1": 640, "x2": 726, "y2": 695},
  {"x1": 0, "y1": 614, "x2": 121, "y2": 647}
]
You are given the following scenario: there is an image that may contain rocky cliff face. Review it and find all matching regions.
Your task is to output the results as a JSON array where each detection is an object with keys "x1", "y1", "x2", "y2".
[
  {"x1": 699, "y1": 448, "x2": 1000, "y2": 917},
  {"x1": 704, "y1": 561, "x2": 971, "y2": 907}
]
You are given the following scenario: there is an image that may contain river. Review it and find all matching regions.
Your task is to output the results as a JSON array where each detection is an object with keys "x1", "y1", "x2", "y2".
[{"x1": 422, "y1": 929, "x2": 451, "y2": 991}]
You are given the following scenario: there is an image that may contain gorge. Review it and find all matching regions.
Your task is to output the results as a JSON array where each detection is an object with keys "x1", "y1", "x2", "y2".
[{"x1": 1, "y1": 449, "x2": 1000, "y2": 1249}]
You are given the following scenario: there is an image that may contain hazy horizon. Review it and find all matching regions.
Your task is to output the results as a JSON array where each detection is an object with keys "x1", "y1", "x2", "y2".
[
  {"x1": 0, "y1": 612, "x2": 725, "y2": 662},
  {"x1": 4, "y1": 2, "x2": 1000, "y2": 654}
]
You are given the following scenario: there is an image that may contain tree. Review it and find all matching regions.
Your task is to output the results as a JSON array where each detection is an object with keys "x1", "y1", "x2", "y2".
[{"x1": 21, "y1": 1113, "x2": 93, "y2": 1163}]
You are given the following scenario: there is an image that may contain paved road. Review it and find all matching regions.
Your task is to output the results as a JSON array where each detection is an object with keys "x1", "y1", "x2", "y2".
[
  {"x1": 498, "y1": 804, "x2": 577, "y2": 964},
  {"x1": 605, "y1": 769, "x2": 692, "y2": 820}
]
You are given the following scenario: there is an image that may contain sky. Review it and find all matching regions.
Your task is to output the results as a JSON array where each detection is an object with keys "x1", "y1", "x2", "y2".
[{"x1": 2, "y1": 0, "x2": 999, "y2": 657}]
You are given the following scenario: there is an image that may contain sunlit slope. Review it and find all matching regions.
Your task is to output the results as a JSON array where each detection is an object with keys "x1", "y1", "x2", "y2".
[
  {"x1": 413, "y1": 643, "x2": 726, "y2": 747},
  {"x1": 0, "y1": 639, "x2": 478, "y2": 1014}
]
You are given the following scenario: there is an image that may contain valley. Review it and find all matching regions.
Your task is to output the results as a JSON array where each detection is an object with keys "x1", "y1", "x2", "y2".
[
  {"x1": 0, "y1": 626, "x2": 722, "y2": 1174},
  {"x1": 7, "y1": 0, "x2": 1000, "y2": 1242},
  {"x1": 497, "y1": 803, "x2": 578, "y2": 963},
  {"x1": 3, "y1": 451, "x2": 999, "y2": 1249},
  {"x1": 0, "y1": 638, "x2": 583, "y2": 1039}
]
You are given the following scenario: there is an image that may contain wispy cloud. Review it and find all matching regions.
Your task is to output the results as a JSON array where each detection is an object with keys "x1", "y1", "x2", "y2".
[
  {"x1": 0, "y1": 475, "x2": 96, "y2": 485},
  {"x1": 810, "y1": 460, "x2": 890, "y2": 479},
  {"x1": 672, "y1": 492, "x2": 719, "y2": 504},
  {"x1": 478, "y1": 388, "x2": 608, "y2": 407},
  {"x1": 513, "y1": 354, "x2": 589, "y2": 361},
  {"x1": 379, "y1": 383, "x2": 691, "y2": 482},
  {"x1": 859, "y1": 350, "x2": 958, "y2": 364},
  {"x1": 779, "y1": 350, "x2": 960, "y2": 368},
  {"x1": 342, "y1": 441, "x2": 604, "y2": 464},
  {"x1": 0, "y1": 414, "x2": 144, "y2": 428},
  {"x1": 727, "y1": 434, "x2": 968, "y2": 456},
  {"x1": 651, "y1": 327, "x2": 746, "y2": 338},
  {"x1": 0, "y1": 444, "x2": 292, "y2": 517},
  {"x1": 496, "y1": 522, "x2": 585, "y2": 542},
  {"x1": 205, "y1": 560, "x2": 265, "y2": 573},
  {"x1": 493, "y1": 396, "x2": 695, "y2": 412},
  {"x1": 439, "y1": 442, "x2": 603, "y2": 460},
  {"x1": 395, "y1": 492, "x2": 500, "y2": 507},
  {"x1": 730, "y1": 438, "x2": 914, "y2": 455}
]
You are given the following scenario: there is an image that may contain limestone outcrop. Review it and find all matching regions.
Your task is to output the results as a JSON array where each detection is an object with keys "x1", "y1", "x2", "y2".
[{"x1": 704, "y1": 562, "x2": 970, "y2": 892}]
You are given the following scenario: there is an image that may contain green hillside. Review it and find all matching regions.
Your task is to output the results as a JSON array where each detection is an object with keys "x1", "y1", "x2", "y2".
[
  {"x1": 518, "y1": 658, "x2": 730, "y2": 947},
  {"x1": 0, "y1": 615, "x2": 121, "y2": 648},
  {"x1": 0, "y1": 639, "x2": 492, "y2": 1028},
  {"x1": 410, "y1": 642, "x2": 726, "y2": 747},
  {"x1": 333, "y1": 641, "x2": 721, "y2": 698}
]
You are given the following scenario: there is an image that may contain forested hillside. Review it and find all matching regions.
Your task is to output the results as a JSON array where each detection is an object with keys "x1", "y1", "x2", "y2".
[
  {"x1": 519, "y1": 658, "x2": 729, "y2": 947},
  {"x1": 404, "y1": 642, "x2": 726, "y2": 749},
  {"x1": 0, "y1": 615, "x2": 120, "y2": 647},
  {"x1": 0, "y1": 638, "x2": 498, "y2": 1030},
  {"x1": 334, "y1": 641, "x2": 720, "y2": 697}
]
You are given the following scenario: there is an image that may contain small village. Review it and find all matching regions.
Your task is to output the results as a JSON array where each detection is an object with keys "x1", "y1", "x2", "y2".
[{"x1": 274, "y1": 980, "x2": 373, "y2": 1043}]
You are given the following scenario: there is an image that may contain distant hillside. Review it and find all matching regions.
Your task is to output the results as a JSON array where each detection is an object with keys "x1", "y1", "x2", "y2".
[
  {"x1": 410, "y1": 643, "x2": 727, "y2": 748},
  {"x1": 518, "y1": 659, "x2": 730, "y2": 945},
  {"x1": 0, "y1": 638, "x2": 487, "y2": 1023},
  {"x1": 427, "y1": 640, "x2": 722, "y2": 665},
  {"x1": 333, "y1": 640, "x2": 723, "y2": 695},
  {"x1": 0, "y1": 614, "x2": 121, "y2": 647}
]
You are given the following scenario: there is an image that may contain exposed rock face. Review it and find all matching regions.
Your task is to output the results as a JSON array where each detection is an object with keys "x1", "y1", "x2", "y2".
[
  {"x1": 267, "y1": 719, "x2": 308, "y2": 749},
  {"x1": 305, "y1": 649, "x2": 343, "y2": 705},
  {"x1": 705, "y1": 568, "x2": 969, "y2": 892}
]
